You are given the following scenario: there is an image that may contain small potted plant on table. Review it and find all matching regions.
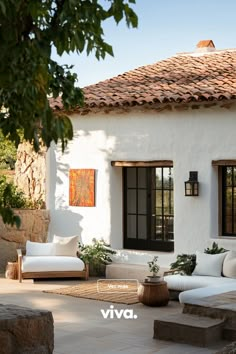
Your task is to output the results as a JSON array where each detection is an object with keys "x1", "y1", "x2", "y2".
[{"x1": 146, "y1": 256, "x2": 161, "y2": 283}]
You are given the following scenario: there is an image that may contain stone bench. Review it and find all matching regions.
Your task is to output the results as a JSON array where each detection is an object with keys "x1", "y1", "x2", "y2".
[
  {"x1": 0, "y1": 304, "x2": 54, "y2": 354},
  {"x1": 106, "y1": 263, "x2": 169, "y2": 282}
]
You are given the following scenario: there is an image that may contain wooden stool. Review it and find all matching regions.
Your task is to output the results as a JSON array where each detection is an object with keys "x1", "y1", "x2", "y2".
[
  {"x1": 138, "y1": 281, "x2": 169, "y2": 306},
  {"x1": 5, "y1": 262, "x2": 18, "y2": 280}
]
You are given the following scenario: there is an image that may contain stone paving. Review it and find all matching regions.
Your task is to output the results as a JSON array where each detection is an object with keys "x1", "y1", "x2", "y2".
[{"x1": 0, "y1": 277, "x2": 230, "y2": 354}]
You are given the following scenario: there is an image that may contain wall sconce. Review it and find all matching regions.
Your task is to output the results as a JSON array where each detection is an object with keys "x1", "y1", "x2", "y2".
[{"x1": 185, "y1": 171, "x2": 199, "y2": 196}]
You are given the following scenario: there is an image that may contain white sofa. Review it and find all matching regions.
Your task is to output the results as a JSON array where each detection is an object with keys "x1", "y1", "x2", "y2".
[
  {"x1": 164, "y1": 250, "x2": 236, "y2": 301},
  {"x1": 18, "y1": 236, "x2": 89, "y2": 282}
]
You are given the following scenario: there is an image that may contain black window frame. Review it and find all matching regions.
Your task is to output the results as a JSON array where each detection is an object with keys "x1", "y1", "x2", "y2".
[
  {"x1": 222, "y1": 166, "x2": 236, "y2": 236},
  {"x1": 123, "y1": 166, "x2": 174, "y2": 252}
]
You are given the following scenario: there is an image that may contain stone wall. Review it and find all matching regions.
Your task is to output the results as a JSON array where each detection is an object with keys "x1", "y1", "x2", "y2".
[
  {"x1": 0, "y1": 209, "x2": 50, "y2": 272},
  {"x1": 14, "y1": 142, "x2": 46, "y2": 204}
]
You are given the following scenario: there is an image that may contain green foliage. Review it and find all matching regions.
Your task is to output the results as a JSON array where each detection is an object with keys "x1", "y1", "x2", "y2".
[
  {"x1": 147, "y1": 256, "x2": 160, "y2": 276},
  {"x1": 0, "y1": 130, "x2": 17, "y2": 170},
  {"x1": 0, "y1": 0, "x2": 138, "y2": 152},
  {"x1": 0, "y1": 176, "x2": 26, "y2": 209},
  {"x1": 78, "y1": 238, "x2": 116, "y2": 266},
  {"x1": 170, "y1": 242, "x2": 228, "y2": 275},
  {"x1": 0, "y1": 0, "x2": 138, "y2": 226},
  {"x1": 0, "y1": 176, "x2": 44, "y2": 227},
  {"x1": 170, "y1": 254, "x2": 196, "y2": 275},
  {"x1": 204, "y1": 242, "x2": 227, "y2": 254}
]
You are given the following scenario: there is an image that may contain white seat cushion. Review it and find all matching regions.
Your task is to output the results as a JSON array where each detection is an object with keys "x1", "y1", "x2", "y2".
[
  {"x1": 164, "y1": 274, "x2": 236, "y2": 292},
  {"x1": 179, "y1": 283, "x2": 236, "y2": 304},
  {"x1": 22, "y1": 256, "x2": 85, "y2": 272}
]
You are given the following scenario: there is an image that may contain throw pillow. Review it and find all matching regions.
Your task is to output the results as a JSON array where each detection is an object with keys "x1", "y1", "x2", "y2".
[
  {"x1": 53, "y1": 235, "x2": 79, "y2": 257},
  {"x1": 26, "y1": 240, "x2": 56, "y2": 256},
  {"x1": 192, "y1": 251, "x2": 227, "y2": 277},
  {"x1": 222, "y1": 251, "x2": 236, "y2": 278}
]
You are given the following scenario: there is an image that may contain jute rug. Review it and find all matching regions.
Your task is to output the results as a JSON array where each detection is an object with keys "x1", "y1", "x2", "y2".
[{"x1": 44, "y1": 280, "x2": 139, "y2": 305}]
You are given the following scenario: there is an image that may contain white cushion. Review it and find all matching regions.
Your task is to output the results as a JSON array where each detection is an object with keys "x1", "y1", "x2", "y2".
[
  {"x1": 22, "y1": 256, "x2": 85, "y2": 272},
  {"x1": 192, "y1": 251, "x2": 227, "y2": 277},
  {"x1": 26, "y1": 241, "x2": 56, "y2": 256},
  {"x1": 53, "y1": 235, "x2": 78, "y2": 257},
  {"x1": 223, "y1": 251, "x2": 236, "y2": 278},
  {"x1": 164, "y1": 274, "x2": 236, "y2": 292},
  {"x1": 179, "y1": 283, "x2": 236, "y2": 304}
]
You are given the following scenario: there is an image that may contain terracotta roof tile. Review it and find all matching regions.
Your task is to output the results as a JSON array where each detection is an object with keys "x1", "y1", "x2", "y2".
[{"x1": 50, "y1": 49, "x2": 236, "y2": 113}]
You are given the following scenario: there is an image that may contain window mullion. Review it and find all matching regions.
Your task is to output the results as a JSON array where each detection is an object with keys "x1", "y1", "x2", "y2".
[
  {"x1": 233, "y1": 167, "x2": 235, "y2": 234},
  {"x1": 136, "y1": 168, "x2": 138, "y2": 240},
  {"x1": 161, "y1": 168, "x2": 164, "y2": 239}
]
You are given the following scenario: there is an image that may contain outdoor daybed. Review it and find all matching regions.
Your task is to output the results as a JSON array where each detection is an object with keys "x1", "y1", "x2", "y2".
[
  {"x1": 17, "y1": 236, "x2": 89, "y2": 282},
  {"x1": 164, "y1": 250, "x2": 236, "y2": 300}
]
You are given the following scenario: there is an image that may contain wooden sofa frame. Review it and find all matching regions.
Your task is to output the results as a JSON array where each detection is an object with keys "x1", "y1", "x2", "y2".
[{"x1": 17, "y1": 249, "x2": 89, "y2": 283}]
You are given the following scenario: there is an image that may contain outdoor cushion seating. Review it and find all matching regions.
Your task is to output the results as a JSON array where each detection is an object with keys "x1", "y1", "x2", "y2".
[
  {"x1": 164, "y1": 273, "x2": 236, "y2": 292},
  {"x1": 179, "y1": 283, "x2": 236, "y2": 305},
  {"x1": 17, "y1": 236, "x2": 89, "y2": 282},
  {"x1": 164, "y1": 250, "x2": 236, "y2": 300}
]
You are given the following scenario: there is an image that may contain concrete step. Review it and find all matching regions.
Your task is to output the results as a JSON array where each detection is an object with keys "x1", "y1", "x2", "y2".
[
  {"x1": 154, "y1": 313, "x2": 225, "y2": 347},
  {"x1": 223, "y1": 326, "x2": 236, "y2": 341}
]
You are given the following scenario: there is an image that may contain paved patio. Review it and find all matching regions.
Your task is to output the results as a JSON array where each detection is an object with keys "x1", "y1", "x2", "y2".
[{"x1": 0, "y1": 276, "x2": 229, "y2": 354}]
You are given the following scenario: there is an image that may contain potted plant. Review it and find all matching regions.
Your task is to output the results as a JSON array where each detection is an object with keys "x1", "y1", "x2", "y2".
[
  {"x1": 78, "y1": 238, "x2": 116, "y2": 277},
  {"x1": 146, "y1": 256, "x2": 161, "y2": 282},
  {"x1": 169, "y1": 242, "x2": 227, "y2": 275}
]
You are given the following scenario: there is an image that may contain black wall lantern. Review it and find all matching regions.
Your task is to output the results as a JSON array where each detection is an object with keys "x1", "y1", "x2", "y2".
[{"x1": 185, "y1": 171, "x2": 199, "y2": 196}]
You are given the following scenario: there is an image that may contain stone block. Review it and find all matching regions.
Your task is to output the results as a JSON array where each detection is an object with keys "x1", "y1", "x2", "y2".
[
  {"x1": 0, "y1": 304, "x2": 54, "y2": 354},
  {"x1": 154, "y1": 313, "x2": 225, "y2": 347}
]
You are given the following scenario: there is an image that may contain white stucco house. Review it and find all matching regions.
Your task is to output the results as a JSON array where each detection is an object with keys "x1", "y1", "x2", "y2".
[{"x1": 46, "y1": 40, "x2": 236, "y2": 270}]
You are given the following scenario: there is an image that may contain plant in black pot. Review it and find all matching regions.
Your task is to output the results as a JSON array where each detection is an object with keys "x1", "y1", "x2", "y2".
[
  {"x1": 78, "y1": 238, "x2": 116, "y2": 277},
  {"x1": 146, "y1": 256, "x2": 161, "y2": 283}
]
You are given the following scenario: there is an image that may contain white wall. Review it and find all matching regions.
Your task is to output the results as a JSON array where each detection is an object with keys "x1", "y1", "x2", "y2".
[{"x1": 46, "y1": 104, "x2": 236, "y2": 267}]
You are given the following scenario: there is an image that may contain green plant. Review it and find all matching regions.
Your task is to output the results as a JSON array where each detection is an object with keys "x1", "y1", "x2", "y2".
[
  {"x1": 204, "y1": 242, "x2": 227, "y2": 254},
  {"x1": 170, "y1": 254, "x2": 196, "y2": 275},
  {"x1": 0, "y1": 176, "x2": 45, "y2": 226},
  {"x1": 170, "y1": 242, "x2": 228, "y2": 275},
  {"x1": 147, "y1": 256, "x2": 160, "y2": 276},
  {"x1": 0, "y1": 176, "x2": 26, "y2": 209},
  {"x1": 78, "y1": 238, "x2": 116, "y2": 276}
]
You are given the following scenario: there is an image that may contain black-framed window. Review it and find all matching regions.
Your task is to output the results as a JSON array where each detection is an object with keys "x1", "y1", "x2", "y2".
[
  {"x1": 222, "y1": 166, "x2": 236, "y2": 236},
  {"x1": 123, "y1": 167, "x2": 174, "y2": 252}
]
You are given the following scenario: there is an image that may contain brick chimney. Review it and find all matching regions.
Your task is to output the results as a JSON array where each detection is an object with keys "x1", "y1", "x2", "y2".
[{"x1": 196, "y1": 40, "x2": 215, "y2": 52}]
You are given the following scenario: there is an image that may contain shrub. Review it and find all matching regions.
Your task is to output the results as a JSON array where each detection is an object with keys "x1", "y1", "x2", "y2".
[
  {"x1": 78, "y1": 238, "x2": 116, "y2": 276},
  {"x1": 170, "y1": 254, "x2": 196, "y2": 275},
  {"x1": 0, "y1": 176, "x2": 44, "y2": 209},
  {"x1": 0, "y1": 176, "x2": 26, "y2": 208},
  {"x1": 204, "y1": 242, "x2": 227, "y2": 254}
]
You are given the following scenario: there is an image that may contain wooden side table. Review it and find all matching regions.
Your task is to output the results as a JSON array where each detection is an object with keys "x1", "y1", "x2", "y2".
[{"x1": 138, "y1": 281, "x2": 169, "y2": 307}]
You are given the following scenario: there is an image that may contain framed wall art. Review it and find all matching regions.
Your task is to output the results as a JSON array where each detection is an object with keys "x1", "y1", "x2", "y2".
[{"x1": 69, "y1": 169, "x2": 95, "y2": 207}]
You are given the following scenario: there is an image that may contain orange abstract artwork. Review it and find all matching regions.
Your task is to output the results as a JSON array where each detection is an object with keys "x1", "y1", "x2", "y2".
[{"x1": 69, "y1": 169, "x2": 95, "y2": 207}]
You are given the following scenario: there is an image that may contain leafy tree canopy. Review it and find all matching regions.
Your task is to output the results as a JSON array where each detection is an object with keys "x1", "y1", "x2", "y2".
[
  {"x1": 0, "y1": 0, "x2": 138, "y2": 152},
  {"x1": 0, "y1": 0, "x2": 137, "y2": 227}
]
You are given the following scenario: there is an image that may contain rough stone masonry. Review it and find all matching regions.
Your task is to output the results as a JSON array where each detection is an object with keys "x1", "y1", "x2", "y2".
[{"x1": 0, "y1": 304, "x2": 54, "y2": 354}]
